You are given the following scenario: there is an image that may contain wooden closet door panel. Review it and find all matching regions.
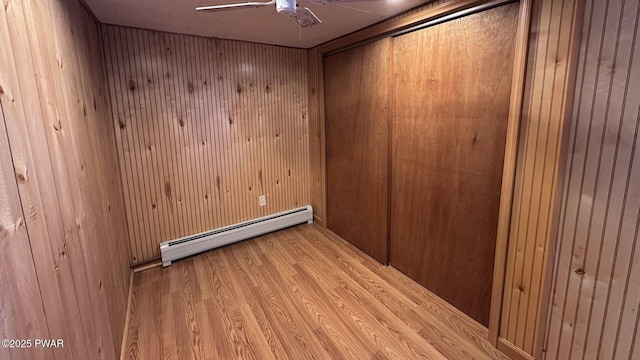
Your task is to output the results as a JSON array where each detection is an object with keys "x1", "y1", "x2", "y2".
[
  {"x1": 390, "y1": 3, "x2": 519, "y2": 326},
  {"x1": 324, "y1": 38, "x2": 390, "y2": 264}
]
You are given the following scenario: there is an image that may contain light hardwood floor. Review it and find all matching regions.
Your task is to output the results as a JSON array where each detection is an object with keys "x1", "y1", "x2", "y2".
[{"x1": 123, "y1": 224, "x2": 510, "y2": 359}]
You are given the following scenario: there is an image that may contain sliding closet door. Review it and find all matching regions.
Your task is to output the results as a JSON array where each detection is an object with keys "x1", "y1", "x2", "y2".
[
  {"x1": 324, "y1": 38, "x2": 390, "y2": 264},
  {"x1": 390, "y1": 3, "x2": 519, "y2": 326}
]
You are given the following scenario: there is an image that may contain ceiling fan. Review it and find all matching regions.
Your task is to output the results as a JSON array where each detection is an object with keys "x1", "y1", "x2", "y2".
[{"x1": 196, "y1": 0, "x2": 376, "y2": 28}]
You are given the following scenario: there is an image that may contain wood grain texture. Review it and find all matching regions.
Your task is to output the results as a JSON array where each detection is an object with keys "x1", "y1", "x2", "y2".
[
  {"x1": 317, "y1": 0, "x2": 471, "y2": 53},
  {"x1": 0, "y1": 97, "x2": 52, "y2": 360},
  {"x1": 497, "y1": 337, "x2": 534, "y2": 360},
  {"x1": 307, "y1": 0, "x2": 453, "y2": 226},
  {"x1": 324, "y1": 38, "x2": 390, "y2": 264},
  {"x1": 499, "y1": 0, "x2": 584, "y2": 355},
  {"x1": 102, "y1": 26, "x2": 310, "y2": 264},
  {"x1": 542, "y1": 0, "x2": 640, "y2": 359},
  {"x1": 308, "y1": 47, "x2": 324, "y2": 225},
  {"x1": 390, "y1": 3, "x2": 519, "y2": 327},
  {"x1": 489, "y1": 0, "x2": 533, "y2": 345},
  {"x1": 0, "y1": 0, "x2": 131, "y2": 358},
  {"x1": 123, "y1": 223, "x2": 512, "y2": 360}
]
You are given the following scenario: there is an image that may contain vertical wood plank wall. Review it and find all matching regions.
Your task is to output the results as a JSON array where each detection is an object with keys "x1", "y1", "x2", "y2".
[
  {"x1": 500, "y1": 0, "x2": 584, "y2": 356},
  {"x1": 0, "y1": 100, "x2": 51, "y2": 360},
  {"x1": 0, "y1": 0, "x2": 131, "y2": 359},
  {"x1": 102, "y1": 26, "x2": 310, "y2": 264},
  {"x1": 543, "y1": 0, "x2": 640, "y2": 359}
]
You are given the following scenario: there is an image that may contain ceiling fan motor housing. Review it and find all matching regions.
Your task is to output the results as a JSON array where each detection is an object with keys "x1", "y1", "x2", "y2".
[{"x1": 276, "y1": 0, "x2": 296, "y2": 14}]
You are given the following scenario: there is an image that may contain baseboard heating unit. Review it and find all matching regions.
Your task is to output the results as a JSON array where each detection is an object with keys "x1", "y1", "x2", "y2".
[{"x1": 160, "y1": 205, "x2": 313, "y2": 267}]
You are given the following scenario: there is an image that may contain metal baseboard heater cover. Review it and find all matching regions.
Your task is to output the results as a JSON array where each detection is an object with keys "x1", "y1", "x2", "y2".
[{"x1": 160, "y1": 205, "x2": 313, "y2": 267}]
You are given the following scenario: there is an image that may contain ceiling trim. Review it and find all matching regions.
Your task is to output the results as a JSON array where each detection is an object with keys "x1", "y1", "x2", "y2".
[
  {"x1": 315, "y1": 0, "x2": 490, "y2": 53},
  {"x1": 324, "y1": 0, "x2": 516, "y2": 55},
  {"x1": 77, "y1": 0, "x2": 100, "y2": 22},
  {"x1": 98, "y1": 22, "x2": 308, "y2": 50}
]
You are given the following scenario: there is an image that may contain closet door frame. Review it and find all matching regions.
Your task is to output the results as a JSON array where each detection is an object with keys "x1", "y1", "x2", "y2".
[{"x1": 311, "y1": 0, "x2": 532, "y2": 349}]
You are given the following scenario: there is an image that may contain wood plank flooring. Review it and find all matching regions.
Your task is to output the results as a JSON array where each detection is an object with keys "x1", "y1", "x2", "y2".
[{"x1": 123, "y1": 224, "x2": 510, "y2": 359}]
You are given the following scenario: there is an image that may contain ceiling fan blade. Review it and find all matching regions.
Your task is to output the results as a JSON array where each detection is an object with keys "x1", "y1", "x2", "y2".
[
  {"x1": 290, "y1": 6, "x2": 321, "y2": 27},
  {"x1": 196, "y1": 1, "x2": 275, "y2": 12}
]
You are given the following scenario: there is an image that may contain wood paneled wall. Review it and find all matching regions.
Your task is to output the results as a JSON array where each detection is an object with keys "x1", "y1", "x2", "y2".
[
  {"x1": 542, "y1": 0, "x2": 640, "y2": 359},
  {"x1": 499, "y1": 0, "x2": 584, "y2": 356},
  {"x1": 0, "y1": 101, "x2": 52, "y2": 360},
  {"x1": 0, "y1": 0, "x2": 131, "y2": 359},
  {"x1": 102, "y1": 26, "x2": 310, "y2": 264}
]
